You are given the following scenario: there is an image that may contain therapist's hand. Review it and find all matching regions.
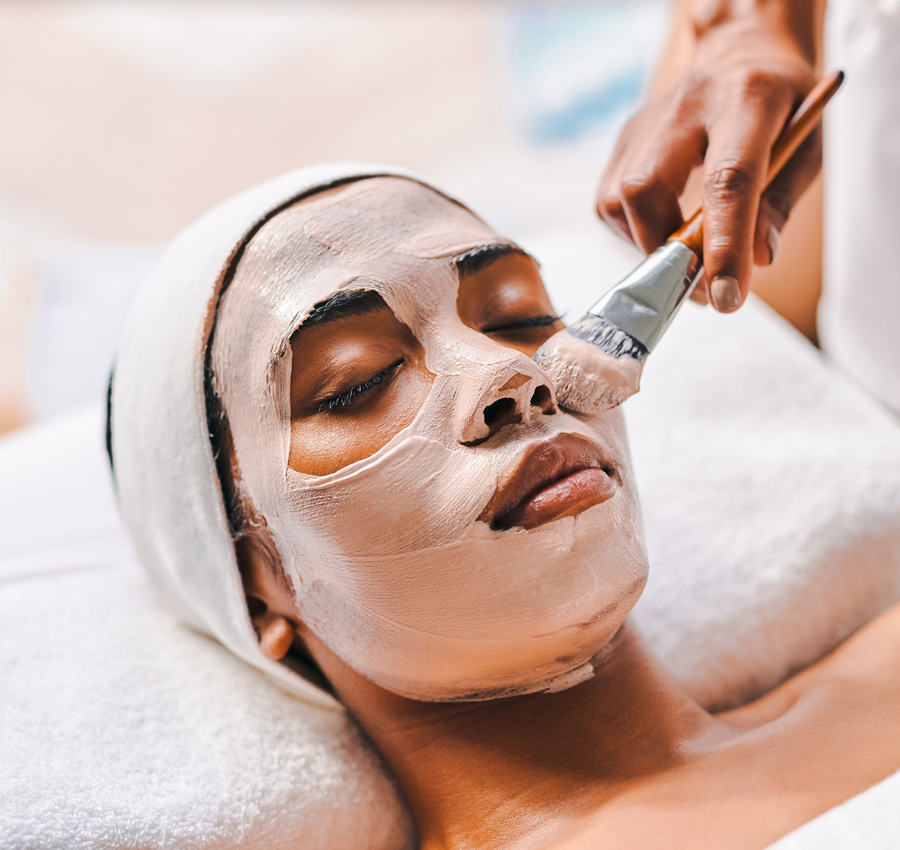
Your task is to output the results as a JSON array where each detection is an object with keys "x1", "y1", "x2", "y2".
[{"x1": 596, "y1": 3, "x2": 820, "y2": 312}]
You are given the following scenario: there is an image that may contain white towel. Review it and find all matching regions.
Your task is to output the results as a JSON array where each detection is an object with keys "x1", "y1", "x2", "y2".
[{"x1": 0, "y1": 407, "x2": 416, "y2": 850}]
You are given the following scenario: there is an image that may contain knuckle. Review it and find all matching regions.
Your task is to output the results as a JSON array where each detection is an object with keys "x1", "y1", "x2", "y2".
[
  {"x1": 706, "y1": 160, "x2": 756, "y2": 199},
  {"x1": 730, "y1": 67, "x2": 800, "y2": 111},
  {"x1": 676, "y1": 68, "x2": 709, "y2": 102},
  {"x1": 737, "y1": 68, "x2": 782, "y2": 98},
  {"x1": 619, "y1": 173, "x2": 661, "y2": 209},
  {"x1": 666, "y1": 72, "x2": 710, "y2": 124},
  {"x1": 597, "y1": 195, "x2": 625, "y2": 223}
]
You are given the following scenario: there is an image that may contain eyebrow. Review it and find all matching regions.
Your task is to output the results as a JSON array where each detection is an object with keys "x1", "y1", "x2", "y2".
[
  {"x1": 454, "y1": 243, "x2": 531, "y2": 278},
  {"x1": 298, "y1": 243, "x2": 529, "y2": 327},
  {"x1": 301, "y1": 288, "x2": 388, "y2": 327}
]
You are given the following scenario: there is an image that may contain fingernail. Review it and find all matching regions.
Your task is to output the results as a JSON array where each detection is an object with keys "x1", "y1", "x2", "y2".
[
  {"x1": 766, "y1": 225, "x2": 781, "y2": 264},
  {"x1": 710, "y1": 275, "x2": 742, "y2": 312}
]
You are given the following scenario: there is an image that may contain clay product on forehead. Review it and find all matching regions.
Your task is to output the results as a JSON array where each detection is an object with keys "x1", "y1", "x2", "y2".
[{"x1": 212, "y1": 176, "x2": 648, "y2": 702}]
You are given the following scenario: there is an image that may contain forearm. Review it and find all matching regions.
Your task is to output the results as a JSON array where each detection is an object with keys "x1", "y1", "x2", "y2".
[{"x1": 655, "y1": 0, "x2": 823, "y2": 92}]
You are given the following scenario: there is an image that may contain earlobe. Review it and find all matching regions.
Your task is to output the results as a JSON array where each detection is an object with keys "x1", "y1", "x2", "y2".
[
  {"x1": 236, "y1": 532, "x2": 301, "y2": 661},
  {"x1": 249, "y1": 603, "x2": 296, "y2": 660}
]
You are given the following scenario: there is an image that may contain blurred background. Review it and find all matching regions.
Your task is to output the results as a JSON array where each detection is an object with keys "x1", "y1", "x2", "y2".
[{"x1": 0, "y1": 0, "x2": 670, "y2": 435}]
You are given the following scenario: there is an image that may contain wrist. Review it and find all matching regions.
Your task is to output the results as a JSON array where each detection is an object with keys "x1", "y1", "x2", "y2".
[{"x1": 689, "y1": 0, "x2": 820, "y2": 65}]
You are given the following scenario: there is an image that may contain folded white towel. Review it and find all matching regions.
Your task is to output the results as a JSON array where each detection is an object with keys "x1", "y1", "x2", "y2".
[{"x1": 0, "y1": 408, "x2": 415, "y2": 850}]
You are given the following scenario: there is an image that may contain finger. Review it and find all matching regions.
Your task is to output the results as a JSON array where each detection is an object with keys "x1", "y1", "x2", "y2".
[
  {"x1": 619, "y1": 171, "x2": 687, "y2": 255},
  {"x1": 597, "y1": 194, "x2": 637, "y2": 246},
  {"x1": 690, "y1": 269, "x2": 710, "y2": 305},
  {"x1": 597, "y1": 119, "x2": 646, "y2": 247},
  {"x1": 618, "y1": 121, "x2": 707, "y2": 254},
  {"x1": 597, "y1": 96, "x2": 705, "y2": 251},
  {"x1": 702, "y1": 88, "x2": 794, "y2": 311},
  {"x1": 752, "y1": 127, "x2": 822, "y2": 266}
]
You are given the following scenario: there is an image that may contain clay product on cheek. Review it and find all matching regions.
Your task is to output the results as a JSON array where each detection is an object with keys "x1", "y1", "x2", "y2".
[{"x1": 211, "y1": 177, "x2": 649, "y2": 701}]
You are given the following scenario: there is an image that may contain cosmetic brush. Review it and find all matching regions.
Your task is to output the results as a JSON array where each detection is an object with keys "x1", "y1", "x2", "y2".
[{"x1": 534, "y1": 69, "x2": 844, "y2": 414}]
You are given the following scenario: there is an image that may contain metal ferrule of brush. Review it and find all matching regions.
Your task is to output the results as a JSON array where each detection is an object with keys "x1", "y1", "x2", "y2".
[{"x1": 586, "y1": 241, "x2": 700, "y2": 353}]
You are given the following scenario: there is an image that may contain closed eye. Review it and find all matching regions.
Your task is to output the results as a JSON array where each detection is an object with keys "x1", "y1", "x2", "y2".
[
  {"x1": 482, "y1": 315, "x2": 561, "y2": 334},
  {"x1": 317, "y1": 360, "x2": 402, "y2": 413}
]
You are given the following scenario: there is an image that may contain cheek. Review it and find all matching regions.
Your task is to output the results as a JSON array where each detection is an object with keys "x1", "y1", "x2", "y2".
[
  {"x1": 564, "y1": 405, "x2": 630, "y2": 454},
  {"x1": 598, "y1": 407, "x2": 629, "y2": 443},
  {"x1": 288, "y1": 361, "x2": 435, "y2": 476}
]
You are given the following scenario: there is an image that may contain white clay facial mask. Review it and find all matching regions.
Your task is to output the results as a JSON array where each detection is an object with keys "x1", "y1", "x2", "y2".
[{"x1": 211, "y1": 177, "x2": 648, "y2": 701}]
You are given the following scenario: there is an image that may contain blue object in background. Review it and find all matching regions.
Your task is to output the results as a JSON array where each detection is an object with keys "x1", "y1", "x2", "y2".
[{"x1": 500, "y1": 1, "x2": 669, "y2": 147}]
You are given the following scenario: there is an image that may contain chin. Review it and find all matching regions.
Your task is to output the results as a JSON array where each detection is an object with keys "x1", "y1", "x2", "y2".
[
  {"x1": 320, "y1": 500, "x2": 650, "y2": 704},
  {"x1": 371, "y1": 591, "x2": 643, "y2": 703}
]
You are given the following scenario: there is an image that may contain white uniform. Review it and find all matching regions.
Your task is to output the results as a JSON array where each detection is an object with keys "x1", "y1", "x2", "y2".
[{"x1": 820, "y1": 0, "x2": 900, "y2": 414}]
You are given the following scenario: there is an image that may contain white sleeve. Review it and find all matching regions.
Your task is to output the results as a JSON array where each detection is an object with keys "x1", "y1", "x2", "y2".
[{"x1": 820, "y1": 0, "x2": 900, "y2": 415}]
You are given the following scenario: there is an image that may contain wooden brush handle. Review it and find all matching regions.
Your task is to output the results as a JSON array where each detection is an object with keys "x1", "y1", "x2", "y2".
[{"x1": 671, "y1": 69, "x2": 844, "y2": 257}]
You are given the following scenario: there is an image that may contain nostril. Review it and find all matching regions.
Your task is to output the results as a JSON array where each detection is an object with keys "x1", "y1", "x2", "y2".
[
  {"x1": 530, "y1": 384, "x2": 555, "y2": 414},
  {"x1": 483, "y1": 397, "x2": 517, "y2": 427}
]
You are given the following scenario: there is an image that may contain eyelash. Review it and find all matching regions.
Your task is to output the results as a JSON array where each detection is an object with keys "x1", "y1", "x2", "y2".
[
  {"x1": 483, "y1": 315, "x2": 561, "y2": 333},
  {"x1": 318, "y1": 360, "x2": 402, "y2": 413}
]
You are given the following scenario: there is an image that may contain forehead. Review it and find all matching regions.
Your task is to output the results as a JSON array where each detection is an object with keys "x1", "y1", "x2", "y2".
[
  {"x1": 305, "y1": 176, "x2": 500, "y2": 259},
  {"x1": 243, "y1": 176, "x2": 500, "y2": 273},
  {"x1": 221, "y1": 177, "x2": 506, "y2": 337}
]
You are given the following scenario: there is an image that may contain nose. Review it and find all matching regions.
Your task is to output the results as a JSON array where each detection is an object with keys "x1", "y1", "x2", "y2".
[{"x1": 459, "y1": 362, "x2": 557, "y2": 446}]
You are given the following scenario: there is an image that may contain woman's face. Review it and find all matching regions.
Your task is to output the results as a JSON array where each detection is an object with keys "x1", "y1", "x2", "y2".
[{"x1": 211, "y1": 177, "x2": 648, "y2": 701}]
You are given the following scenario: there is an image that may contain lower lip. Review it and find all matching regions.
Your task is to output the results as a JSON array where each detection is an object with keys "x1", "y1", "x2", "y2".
[{"x1": 498, "y1": 467, "x2": 617, "y2": 530}]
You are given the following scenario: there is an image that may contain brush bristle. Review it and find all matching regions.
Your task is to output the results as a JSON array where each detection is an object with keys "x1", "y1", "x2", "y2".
[{"x1": 566, "y1": 315, "x2": 647, "y2": 362}]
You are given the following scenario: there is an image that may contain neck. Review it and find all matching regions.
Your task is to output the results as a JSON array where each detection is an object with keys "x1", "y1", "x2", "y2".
[{"x1": 311, "y1": 622, "x2": 719, "y2": 850}]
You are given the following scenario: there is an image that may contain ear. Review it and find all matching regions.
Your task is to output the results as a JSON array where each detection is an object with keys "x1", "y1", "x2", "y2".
[{"x1": 236, "y1": 535, "x2": 301, "y2": 661}]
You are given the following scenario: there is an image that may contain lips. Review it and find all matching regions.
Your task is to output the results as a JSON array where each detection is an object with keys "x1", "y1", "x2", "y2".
[{"x1": 481, "y1": 433, "x2": 618, "y2": 531}]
